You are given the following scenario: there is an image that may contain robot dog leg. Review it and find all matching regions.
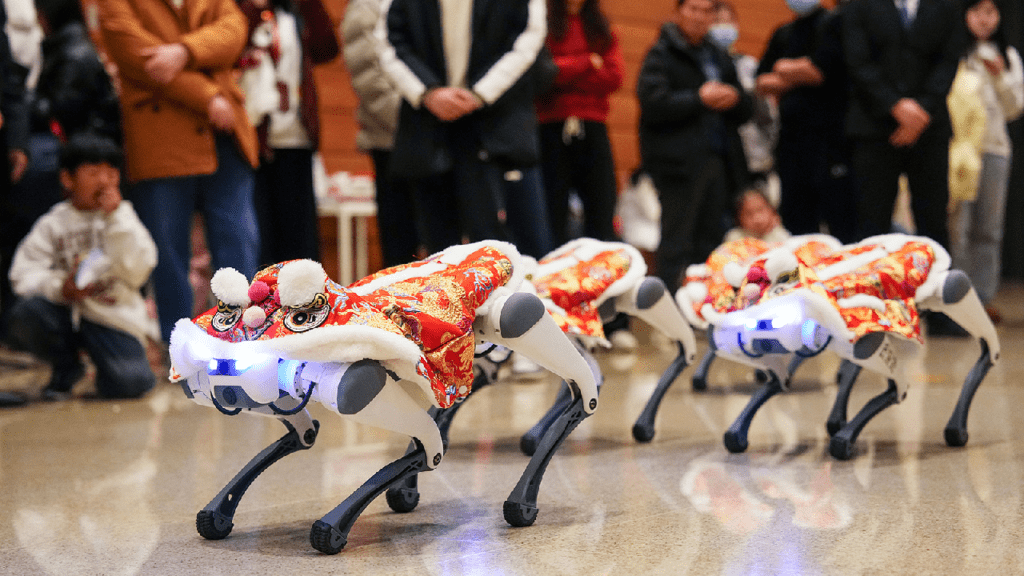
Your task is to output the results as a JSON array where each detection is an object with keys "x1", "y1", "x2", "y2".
[
  {"x1": 305, "y1": 359, "x2": 443, "y2": 554},
  {"x1": 610, "y1": 276, "x2": 698, "y2": 444},
  {"x1": 918, "y1": 270, "x2": 1000, "y2": 447},
  {"x1": 476, "y1": 291, "x2": 599, "y2": 527},
  {"x1": 177, "y1": 362, "x2": 319, "y2": 541}
]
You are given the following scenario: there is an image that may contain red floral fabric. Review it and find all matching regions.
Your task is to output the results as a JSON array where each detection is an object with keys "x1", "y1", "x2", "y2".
[
  {"x1": 534, "y1": 249, "x2": 632, "y2": 339},
  {"x1": 694, "y1": 238, "x2": 937, "y2": 342}
]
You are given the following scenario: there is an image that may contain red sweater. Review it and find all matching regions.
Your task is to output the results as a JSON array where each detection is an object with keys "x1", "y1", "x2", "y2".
[{"x1": 536, "y1": 16, "x2": 624, "y2": 124}]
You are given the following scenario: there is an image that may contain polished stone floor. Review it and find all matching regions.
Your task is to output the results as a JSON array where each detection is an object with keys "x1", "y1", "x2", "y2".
[{"x1": 2, "y1": 285, "x2": 1024, "y2": 575}]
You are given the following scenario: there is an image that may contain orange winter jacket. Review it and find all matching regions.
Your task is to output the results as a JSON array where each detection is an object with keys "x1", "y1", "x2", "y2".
[{"x1": 96, "y1": 0, "x2": 259, "y2": 181}]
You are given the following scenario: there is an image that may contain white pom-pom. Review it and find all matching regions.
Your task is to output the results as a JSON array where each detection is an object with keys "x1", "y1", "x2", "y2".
[
  {"x1": 742, "y1": 283, "x2": 762, "y2": 302},
  {"x1": 242, "y1": 306, "x2": 267, "y2": 327},
  {"x1": 765, "y1": 253, "x2": 799, "y2": 283},
  {"x1": 278, "y1": 259, "x2": 328, "y2": 307},
  {"x1": 210, "y1": 268, "x2": 251, "y2": 306},
  {"x1": 723, "y1": 262, "x2": 747, "y2": 288}
]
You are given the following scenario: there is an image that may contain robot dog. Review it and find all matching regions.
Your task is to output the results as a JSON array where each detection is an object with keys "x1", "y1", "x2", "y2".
[
  {"x1": 675, "y1": 234, "x2": 998, "y2": 460},
  {"x1": 420, "y1": 238, "x2": 698, "y2": 455},
  {"x1": 168, "y1": 241, "x2": 598, "y2": 554}
]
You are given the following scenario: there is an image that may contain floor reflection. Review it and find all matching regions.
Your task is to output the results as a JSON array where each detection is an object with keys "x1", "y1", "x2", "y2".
[{"x1": 1, "y1": 284, "x2": 1024, "y2": 574}]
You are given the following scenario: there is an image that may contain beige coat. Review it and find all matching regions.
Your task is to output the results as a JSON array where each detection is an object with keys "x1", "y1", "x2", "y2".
[
  {"x1": 96, "y1": 0, "x2": 259, "y2": 181},
  {"x1": 947, "y1": 62, "x2": 986, "y2": 203}
]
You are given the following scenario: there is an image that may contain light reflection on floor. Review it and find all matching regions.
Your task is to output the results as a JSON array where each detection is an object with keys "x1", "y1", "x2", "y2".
[{"x1": 2, "y1": 285, "x2": 1024, "y2": 574}]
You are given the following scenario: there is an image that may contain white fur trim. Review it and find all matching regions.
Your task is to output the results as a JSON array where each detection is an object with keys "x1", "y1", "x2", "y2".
[
  {"x1": 764, "y1": 252, "x2": 799, "y2": 282},
  {"x1": 210, "y1": 268, "x2": 251, "y2": 306},
  {"x1": 685, "y1": 263, "x2": 710, "y2": 279},
  {"x1": 278, "y1": 260, "x2": 328, "y2": 307},
  {"x1": 675, "y1": 286, "x2": 708, "y2": 329},
  {"x1": 816, "y1": 248, "x2": 889, "y2": 280},
  {"x1": 838, "y1": 294, "x2": 887, "y2": 313}
]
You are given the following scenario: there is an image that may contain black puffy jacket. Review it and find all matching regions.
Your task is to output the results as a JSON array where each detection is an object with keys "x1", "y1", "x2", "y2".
[
  {"x1": 637, "y1": 23, "x2": 751, "y2": 179},
  {"x1": 29, "y1": 22, "x2": 120, "y2": 142}
]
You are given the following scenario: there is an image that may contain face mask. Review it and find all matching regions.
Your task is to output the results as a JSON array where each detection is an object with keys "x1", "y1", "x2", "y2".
[
  {"x1": 785, "y1": 0, "x2": 820, "y2": 16},
  {"x1": 708, "y1": 23, "x2": 739, "y2": 50}
]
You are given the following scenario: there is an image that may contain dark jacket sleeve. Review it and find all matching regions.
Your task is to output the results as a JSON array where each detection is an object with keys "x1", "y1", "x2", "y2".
[
  {"x1": 842, "y1": 0, "x2": 902, "y2": 119},
  {"x1": 636, "y1": 43, "x2": 704, "y2": 124},
  {"x1": 0, "y1": 0, "x2": 27, "y2": 152}
]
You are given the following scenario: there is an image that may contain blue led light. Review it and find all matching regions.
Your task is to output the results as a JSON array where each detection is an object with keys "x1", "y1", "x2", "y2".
[{"x1": 801, "y1": 319, "x2": 818, "y2": 346}]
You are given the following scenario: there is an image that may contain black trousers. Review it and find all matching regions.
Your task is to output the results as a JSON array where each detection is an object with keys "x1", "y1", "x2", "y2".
[
  {"x1": 650, "y1": 155, "x2": 730, "y2": 293},
  {"x1": 414, "y1": 126, "x2": 510, "y2": 253},
  {"x1": 539, "y1": 120, "x2": 618, "y2": 245},
  {"x1": 852, "y1": 129, "x2": 950, "y2": 248},
  {"x1": 253, "y1": 147, "x2": 321, "y2": 266},
  {"x1": 371, "y1": 149, "x2": 422, "y2": 267},
  {"x1": 776, "y1": 129, "x2": 859, "y2": 244}
]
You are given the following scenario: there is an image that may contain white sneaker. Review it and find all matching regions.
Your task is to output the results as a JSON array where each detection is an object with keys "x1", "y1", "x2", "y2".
[
  {"x1": 510, "y1": 353, "x2": 547, "y2": 379},
  {"x1": 608, "y1": 330, "x2": 639, "y2": 351}
]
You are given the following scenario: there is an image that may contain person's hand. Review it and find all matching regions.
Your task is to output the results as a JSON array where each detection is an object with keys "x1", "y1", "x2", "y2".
[
  {"x1": 424, "y1": 87, "x2": 482, "y2": 121},
  {"x1": 755, "y1": 73, "x2": 789, "y2": 96},
  {"x1": 61, "y1": 259, "x2": 113, "y2": 304},
  {"x1": 208, "y1": 95, "x2": 236, "y2": 131},
  {"x1": 699, "y1": 81, "x2": 740, "y2": 111},
  {"x1": 9, "y1": 149, "x2": 27, "y2": 183},
  {"x1": 773, "y1": 57, "x2": 823, "y2": 86},
  {"x1": 140, "y1": 43, "x2": 189, "y2": 84},
  {"x1": 889, "y1": 123, "x2": 925, "y2": 147},
  {"x1": 590, "y1": 53, "x2": 604, "y2": 69},
  {"x1": 890, "y1": 98, "x2": 930, "y2": 146},
  {"x1": 96, "y1": 184, "x2": 122, "y2": 215},
  {"x1": 982, "y1": 53, "x2": 1006, "y2": 76}
]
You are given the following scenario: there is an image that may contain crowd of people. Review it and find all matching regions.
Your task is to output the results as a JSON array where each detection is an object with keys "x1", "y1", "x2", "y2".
[{"x1": 0, "y1": 0, "x2": 1020, "y2": 403}]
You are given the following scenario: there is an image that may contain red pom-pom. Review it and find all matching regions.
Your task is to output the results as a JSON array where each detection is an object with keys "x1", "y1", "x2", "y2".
[
  {"x1": 746, "y1": 266, "x2": 770, "y2": 285},
  {"x1": 248, "y1": 280, "x2": 271, "y2": 303}
]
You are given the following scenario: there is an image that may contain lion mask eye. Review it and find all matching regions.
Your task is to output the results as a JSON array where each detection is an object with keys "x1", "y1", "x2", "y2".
[
  {"x1": 211, "y1": 302, "x2": 242, "y2": 332},
  {"x1": 283, "y1": 294, "x2": 330, "y2": 332}
]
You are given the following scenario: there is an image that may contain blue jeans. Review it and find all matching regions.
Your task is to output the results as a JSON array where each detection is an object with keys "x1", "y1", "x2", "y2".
[
  {"x1": 950, "y1": 152, "x2": 1011, "y2": 304},
  {"x1": 5, "y1": 297, "x2": 155, "y2": 398},
  {"x1": 131, "y1": 135, "x2": 258, "y2": 341}
]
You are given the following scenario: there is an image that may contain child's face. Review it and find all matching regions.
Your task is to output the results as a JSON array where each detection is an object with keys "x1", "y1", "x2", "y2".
[
  {"x1": 63, "y1": 162, "x2": 122, "y2": 213},
  {"x1": 738, "y1": 192, "x2": 779, "y2": 238},
  {"x1": 966, "y1": 0, "x2": 1000, "y2": 42}
]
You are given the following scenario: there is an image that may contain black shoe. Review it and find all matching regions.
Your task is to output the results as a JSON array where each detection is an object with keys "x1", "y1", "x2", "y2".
[
  {"x1": 0, "y1": 391, "x2": 28, "y2": 407},
  {"x1": 42, "y1": 363, "x2": 85, "y2": 401}
]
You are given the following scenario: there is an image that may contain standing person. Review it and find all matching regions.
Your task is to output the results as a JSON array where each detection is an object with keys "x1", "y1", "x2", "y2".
[
  {"x1": 237, "y1": 0, "x2": 339, "y2": 265},
  {"x1": 95, "y1": 0, "x2": 260, "y2": 344},
  {"x1": 948, "y1": 0, "x2": 1023, "y2": 322},
  {"x1": 537, "y1": 0, "x2": 623, "y2": 246},
  {"x1": 756, "y1": 0, "x2": 858, "y2": 243},
  {"x1": 710, "y1": 0, "x2": 776, "y2": 183},
  {"x1": 0, "y1": 0, "x2": 29, "y2": 342},
  {"x1": 842, "y1": 0, "x2": 963, "y2": 247},
  {"x1": 637, "y1": 0, "x2": 752, "y2": 293},
  {"x1": 380, "y1": 0, "x2": 547, "y2": 253},
  {"x1": 342, "y1": 0, "x2": 421, "y2": 268},
  {"x1": 5, "y1": 133, "x2": 156, "y2": 400}
]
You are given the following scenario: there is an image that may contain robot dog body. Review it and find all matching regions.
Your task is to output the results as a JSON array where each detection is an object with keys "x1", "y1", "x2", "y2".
[
  {"x1": 169, "y1": 241, "x2": 597, "y2": 553},
  {"x1": 676, "y1": 234, "x2": 999, "y2": 459},
  {"x1": 435, "y1": 238, "x2": 698, "y2": 452}
]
